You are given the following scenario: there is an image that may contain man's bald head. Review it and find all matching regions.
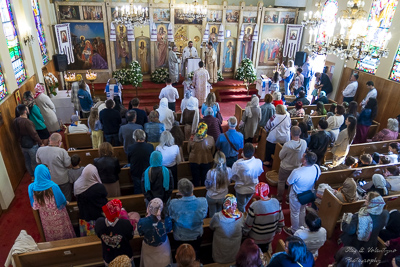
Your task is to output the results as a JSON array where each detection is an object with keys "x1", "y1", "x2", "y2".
[{"x1": 49, "y1": 133, "x2": 62, "y2": 145}]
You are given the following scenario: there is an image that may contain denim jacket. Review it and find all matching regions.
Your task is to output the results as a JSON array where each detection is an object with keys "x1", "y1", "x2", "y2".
[
  {"x1": 144, "y1": 122, "x2": 165, "y2": 143},
  {"x1": 168, "y1": 196, "x2": 208, "y2": 241},
  {"x1": 137, "y1": 215, "x2": 172, "y2": 246}
]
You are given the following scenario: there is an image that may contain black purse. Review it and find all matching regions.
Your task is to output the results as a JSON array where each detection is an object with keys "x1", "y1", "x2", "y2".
[{"x1": 296, "y1": 165, "x2": 319, "y2": 205}]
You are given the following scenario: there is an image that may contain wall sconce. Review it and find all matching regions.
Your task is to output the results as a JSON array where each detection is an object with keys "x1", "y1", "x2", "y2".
[{"x1": 23, "y1": 34, "x2": 34, "y2": 46}]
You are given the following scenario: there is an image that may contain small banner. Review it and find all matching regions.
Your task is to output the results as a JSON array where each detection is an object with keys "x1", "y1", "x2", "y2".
[
  {"x1": 150, "y1": 22, "x2": 157, "y2": 41},
  {"x1": 127, "y1": 24, "x2": 135, "y2": 41},
  {"x1": 217, "y1": 24, "x2": 224, "y2": 42},
  {"x1": 110, "y1": 23, "x2": 116, "y2": 41},
  {"x1": 54, "y1": 23, "x2": 74, "y2": 64},
  {"x1": 252, "y1": 26, "x2": 259, "y2": 42},
  {"x1": 202, "y1": 23, "x2": 210, "y2": 43},
  {"x1": 283, "y1": 24, "x2": 303, "y2": 58},
  {"x1": 167, "y1": 23, "x2": 174, "y2": 42},
  {"x1": 238, "y1": 24, "x2": 244, "y2": 42}
]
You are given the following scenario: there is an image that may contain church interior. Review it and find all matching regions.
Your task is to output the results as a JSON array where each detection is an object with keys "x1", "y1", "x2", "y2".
[{"x1": 1, "y1": 0, "x2": 400, "y2": 266}]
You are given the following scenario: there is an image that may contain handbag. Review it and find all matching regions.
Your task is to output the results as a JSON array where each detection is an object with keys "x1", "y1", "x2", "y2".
[
  {"x1": 216, "y1": 110, "x2": 223, "y2": 125},
  {"x1": 296, "y1": 165, "x2": 319, "y2": 205}
]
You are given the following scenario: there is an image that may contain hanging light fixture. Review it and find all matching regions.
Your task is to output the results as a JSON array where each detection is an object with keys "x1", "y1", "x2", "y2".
[
  {"x1": 179, "y1": 0, "x2": 207, "y2": 20},
  {"x1": 301, "y1": 0, "x2": 323, "y2": 30},
  {"x1": 112, "y1": 4, "x2": 149, "y2": 27}
]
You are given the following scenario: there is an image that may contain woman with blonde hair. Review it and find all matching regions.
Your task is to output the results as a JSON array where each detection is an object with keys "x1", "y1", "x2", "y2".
[
  {"x1": 94, "y1": 142, "x2": 121, "y2": 197},
  {"x1": 88, "y1": 107, "x2": 103, "y2": 149},
  {"x1": 166, "y1": 244, "x2": 201, "y2": 267},
  {"x1": 201, "y1": 92, "x2": 220, "y2": 118},
  {"x1": 205, "y1": 151, "x2": 233, "y2": 217},
  {"x1": 264, "y1": 104, "x2": 291, "y2": 166}
]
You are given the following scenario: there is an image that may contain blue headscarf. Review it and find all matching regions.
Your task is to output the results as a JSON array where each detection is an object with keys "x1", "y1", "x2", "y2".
[
  {"x1": 28, "y1": 164, "x2": 67, "y2": 209},
  {"x1": 144, "y1": 151, "x2": 170, "y2": 192}
]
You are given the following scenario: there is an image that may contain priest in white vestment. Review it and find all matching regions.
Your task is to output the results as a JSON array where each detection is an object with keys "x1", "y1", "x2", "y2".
[
  {"x1": 182, "y1": 41, "x2": 198, "y2": 77},
  {"x1": 192, "y1": 61, "x2": 210, "y2": 105},
  {"x1": 168, "y1": 45, "x2": 181, "y2": 84},
  {"x1": 206, "y1": 41, "x2": 218, "y2": 84}
]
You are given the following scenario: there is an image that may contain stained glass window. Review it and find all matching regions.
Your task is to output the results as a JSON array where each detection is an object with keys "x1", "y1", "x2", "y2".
[
  {"x1": 389, "y1": 44, "x2": 400, "y2": 82},
  {"x1": 0, "y1": 0, "x2": 26, "y2": 85},
  {"x1": 356, "y1": 0, "x2": 399, "y2": 74},
  {"x1": 0, "y1": 66, "x2": 6, "y2": 101},
  {"x1": 316, "y1": 0, "x2": 338, "y2": 44},
  {"x1": 32, "y1": 0, "x2": 49, "y2": 65}
]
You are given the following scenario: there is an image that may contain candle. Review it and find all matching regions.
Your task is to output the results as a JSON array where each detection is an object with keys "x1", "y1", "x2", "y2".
[
  {"x1": 308, "y1": 29, "x2": 313, "y2": 43},
  {"x1": 304, "y1": 13, "x2": 307, "y2": 21}
]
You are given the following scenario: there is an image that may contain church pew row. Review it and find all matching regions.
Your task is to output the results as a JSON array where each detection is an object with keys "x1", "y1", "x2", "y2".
[
  {"x1": 33, "y1": 184, "x2": 235, "y2": 243},
  {"x1": 269, "y1": 139, "x2": 400, "y2": 173},
  {"x1": 64, "y1": 127, "x2": 92, "y2": 150},
  {"x1": 319, "y1": 189, "x2": 400, "y2": 239},
  {"x1": 67, "y1": 142, "x2": 190, "y2": 166},
  {"x1": 286, "y1": 103, "x2": 334, "y2": 114},
  {"x1": 15, "y1": 218, "x2": 213, "y2": 267}
]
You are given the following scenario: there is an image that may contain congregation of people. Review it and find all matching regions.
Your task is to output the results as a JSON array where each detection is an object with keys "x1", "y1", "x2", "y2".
[{"x1": 12, "y1": 58, "x2": 400, "y2": 267}]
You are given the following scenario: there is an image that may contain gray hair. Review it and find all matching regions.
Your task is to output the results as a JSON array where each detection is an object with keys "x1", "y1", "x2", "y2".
[
  {"x1": 228, "y1": 116, "x2": 237, "y2": 128},
  {"x1": 133, "y1": 129, "x2": 146, "y2": 141},
  {"x1": 387, "y1": 118, "x2": 399, "y2": 132},
  {"x1": 178, "y1": 178, "x2": 193, "y2": 197},
  {"x1": 159, "y1": 131, "x2": 175, "y2": 147},
  {"x1": 204, "y1": 107, "x2": 214, "y2": 116},
  {"x1": 273, "y1": 91, "x2": 281, "y2": 101}
]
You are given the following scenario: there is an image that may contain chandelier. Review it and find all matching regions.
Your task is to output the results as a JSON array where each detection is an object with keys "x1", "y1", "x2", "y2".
[
  {"x1": 113, "y1": 5, "x2": 149, "y2": 27},
  {"x1": 304, "y1": 0, "x2": 391, "y2": 64},
  {"x1": 301, "y1": 1, "x2": 323, "y2": 30},
  {"x1": 179, "y1": 0, "x2": 207, "y2": 19}
]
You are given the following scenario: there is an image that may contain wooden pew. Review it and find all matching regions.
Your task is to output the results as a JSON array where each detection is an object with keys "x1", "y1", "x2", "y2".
[
  {"x1": 64, "y1": 127, "x2": 92, "y2": 150},
  {"x1": 367, "y1": 120, "x2": 380, "y2": 139},
  {"x1": 287, "y1": 103, "x2": 334, "y2": 114},
  {"x1": 67, "y1": 146, "x2": 127, "y2": 166},
  {"x1": 234, "y1": 104, "x2": 244, "y2": 131},
  {"x1": 255, "y1": 128, "x2": 267, "y2": 160},
  {"x1": 15, "y1": 218, "x2": 214, "y2": 267},
  {"x1": 319, "y1": 189, "x2": 400, "y2": 238}
]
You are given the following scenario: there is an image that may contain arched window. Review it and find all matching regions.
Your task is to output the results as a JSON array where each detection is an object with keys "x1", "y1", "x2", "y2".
[
  {"x1": 317, "y1": 0, "x2": 338, "y2": 44},
  {"x1": 32, "y1": 0, "x2": 49, "y2": 65},
  {"x1": 0, "y1": 0, "x2": 27, "y2": 85}
]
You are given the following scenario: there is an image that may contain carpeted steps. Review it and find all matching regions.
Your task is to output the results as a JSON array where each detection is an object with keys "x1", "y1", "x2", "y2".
[{"x1": 218, "y1": 87, "x2": 259, "y2": 102}]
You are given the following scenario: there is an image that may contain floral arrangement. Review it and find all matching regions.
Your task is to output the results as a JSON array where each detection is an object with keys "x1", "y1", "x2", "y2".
[
  {"x1": 235, "y1": 58, "x2": 257, "y2": 84},
  {"x1": 112, "y1": 61, "x2": 143, "y2": 87},
  {"x1": 150, "y1": 68, "x2": 169, "y2": 84},
  {"x1": 217, "y1": 70, "x2": 224, "y2": 82},
  {"x1": 44, "y1": 73, "x2": 59, "y2": 96},
  {"x1": 188, "y1": 71, "x2": 194, "y2": 79}
]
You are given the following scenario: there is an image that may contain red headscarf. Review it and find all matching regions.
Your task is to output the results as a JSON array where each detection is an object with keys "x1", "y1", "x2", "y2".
[
  {"x1": 102, "y1": 199, "x2": 122, "y2": 222},
  {"x1": 34, "y1": 83, "x2": 45, "y2": 99},
  {"x1": 245, "y1": 182, "x2": 270, "y2": 212}
]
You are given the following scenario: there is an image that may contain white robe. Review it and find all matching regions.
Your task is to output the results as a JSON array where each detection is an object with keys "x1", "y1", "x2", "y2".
[
  {"x1": 181, "y1": 46, "x2": 199, "y2": 76},
  {"x1": 168, "y1": 50, "x2": 181, "y2": 84},
  {"x1": 192, "y1": 68, "x2": 210, "y2": 104}
]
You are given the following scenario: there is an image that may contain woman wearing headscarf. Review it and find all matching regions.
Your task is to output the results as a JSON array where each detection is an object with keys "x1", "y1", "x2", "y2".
[
  {"x1": 209, "y1": 194, "x2": 244, "y2": 263},
  {"x1": 242, "y1": 95, "x2": 261, "y2": 143},
  {"x1": 188, "y1": 122, "x2": 216, "y2": 186},
  {"x1": 368, "y1": 174, "x2": 389, "y2": 196},
  {"x1": 28, "y1": 164, "x2": 75, "y2": 241},
  {"x1": 33, "y1": 83, "x2": 60, "y2": 132},
  {"x1": 200, "y1": 107, "x2": 222, "y2": 142},
  {"x1": 294, "y1": 101, "x2": 305, "y2": 117},
  {"x1": 157, "y1": 98, "x2": 175, "y2": 131},
  {"x1": 23, "y1": 91, "x2": 50, "y2": 145},
  {"x1": 138, "y1": 198, "x2": 173, "y2": 267},
  {"x1": 181, "y1": 92, "x2": 200, "y2": 140},
  {"x1": 243, "y1": 183, "x2": 284, "y2": 251},
  {"x1": 141, "y1": 151, "x2": 174, "y2": 204},
  {"x1": 264, "y1": 104, "x2": 291, "y2": 166},
  {"x1": 95, "y1": 199, "x2": 134, "y2": 266},
  {"x1": 334, "y1": 178, "x2": 360, "y2": 203},
  {"x1": 180, "y1": 90, "x2": 199, "y2": 121},
  {"x1": 109, "y1": 255, "x2": 132, "y2": 267},
  {"x1": 75, "y1": 164, "x2": 108, "y2": 236},
  {"x1": 340, "y1": 191, "x2": 389, "y2": 262}
]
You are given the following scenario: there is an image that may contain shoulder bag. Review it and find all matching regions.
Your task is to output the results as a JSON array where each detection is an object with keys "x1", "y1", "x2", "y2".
[
  {"x1": 224, "y1": 132, "x2": 238, "y2": 152},
  {"x1": 296, "y1": 165, "x2": 319, "y2": 205}
]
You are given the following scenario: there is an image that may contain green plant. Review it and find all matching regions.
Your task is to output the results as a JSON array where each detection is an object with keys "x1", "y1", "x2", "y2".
[
  {"x1": 112, "y1": 61, "x2": 143, "y2": 87},
  {"x1": 217, "y1": 70, "x2": 224, "y2": 82},
  {"x1": 44, "y1": 73, "x2": 59, "y2": 96},
  {"x1": 188, "y1": 71, "x2": 194, "y2": 79},
  {"x1": 235, "y1": 58, "x2": 257, "y2": 84},
  {"x1": 150, "y1": 68, "x2": 169, "y2": 83}
]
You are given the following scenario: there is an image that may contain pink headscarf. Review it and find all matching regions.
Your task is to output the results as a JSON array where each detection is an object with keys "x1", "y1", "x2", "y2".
[
  {"x1": 34, "y1": 83, "x2": 45, "y2": 99},
  {"x1": 73, "y1": 164, "x2": 102, "y2": 196},
  {"x1": 146, "y1": 198, "x2": 163, "y2": 221}
]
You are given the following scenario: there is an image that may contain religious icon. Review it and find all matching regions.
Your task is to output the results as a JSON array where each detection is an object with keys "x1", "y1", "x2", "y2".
[
  {"x1": 264, "y1": 11, "x2": 279, "y2": 23},
  {"x1": 59, "y1": 6, "x2": 80, "y2": 20},
  {"x1": 224, "y1": 40, "x2": 235, "y2": 72},
  {"x1": 82, "y1": 6, "x2": 103, "y2": 20},
  {"x1": 278, "y1": 11, "x2": 295, "y2": 24},
  {"x1": 14, "y1": 89, "x2": 21, "y2": 105},
  {"x1": 207, "y1": 10, "x2": 222, "y2": 22},
  {"x1": 138, "y1": 41, "x2": 149, "y2": 73},
  {"x1": 226, "y1": 10, "x2": 239, "y2": 23},
  {"x1": 156, "y1": 24, "x2": 168, "y2": 67},
  {"x1": 209, "y1": 26, "x2": 219, "y2": 51},
  {"x1": 116, "y1": 25, "x2": 130, "y2": 69},
  {"x1": 61, "y1": 31, "x2": 68, "y2": 43},
  {"x1": 258, "y1": 24, "x2": 284, "y2": 66},
  {"x1": 290, "y1": 30, "x2": 297, "y2": 40},
  {"x1": 240, "y1": 26, "x2": 253, "y2": 61},
  {"x1": 153, "y1": 9, "x2": 170, "y2": 22},
  {"x1": 242, "y1": 11, "x2": 257, "y2": 23}
]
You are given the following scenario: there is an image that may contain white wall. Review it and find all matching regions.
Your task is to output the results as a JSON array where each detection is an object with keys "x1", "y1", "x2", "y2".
[{"x1": 0, "y1": 151, "x2": 15, "y2": 209}]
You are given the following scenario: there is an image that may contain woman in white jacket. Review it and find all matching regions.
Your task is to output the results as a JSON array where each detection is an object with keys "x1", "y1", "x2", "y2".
[
  {"x1": 264, "y1": 104, "x2": 291, "y2": 166},
  {"x1": 33, "y1": 83, "x2": 60, "y2": 132},
  {"x1": 331, "y1": 116, "x2": 357, "y2": 167}
]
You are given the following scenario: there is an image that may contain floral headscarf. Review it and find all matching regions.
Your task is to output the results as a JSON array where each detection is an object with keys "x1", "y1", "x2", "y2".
[
  {"x1": 146, "y1": 198, "x2": 163, "y2": 221},
  {"x1": 245, "y1": 182, "x2": 270, "y2": 211},
  {"x1": 195, "y1": 122, "x2": 208, "y2": 139},
  {"x1": 222, "y1": 194, "x2": 242, "y2": 220},
  {"x1": 102, "y1": 199, "x2": 122, "y2": 222},
  {"x1": 34, "y1": 83, "x2": 45, "y2": 99},
  {"x1": 109, "y1": 255, "x2": 131, "y2": 267}
]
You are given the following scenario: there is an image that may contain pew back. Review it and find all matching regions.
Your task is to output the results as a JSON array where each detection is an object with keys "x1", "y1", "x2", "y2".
[
  {"x1": 64, "y1": 128, "x2": 92, "y2": 150},
  {"x1": 67, "y1": 147, "x2": 127, "y2": 166}
]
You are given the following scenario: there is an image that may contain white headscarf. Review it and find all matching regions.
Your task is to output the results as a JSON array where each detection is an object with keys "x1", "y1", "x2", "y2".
[
  {"x1": 245, "y1": 95, "x2": 260, "y2": 118},
  {"x1": 357, "y1": 195, "x2": 385, "y2": 241},
  {"x1": 372, "y1": 174, "x2": 388, "y2": 195},
  {"x1": 157, "y1": 98, "x2": 174, "y2": 131}
]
